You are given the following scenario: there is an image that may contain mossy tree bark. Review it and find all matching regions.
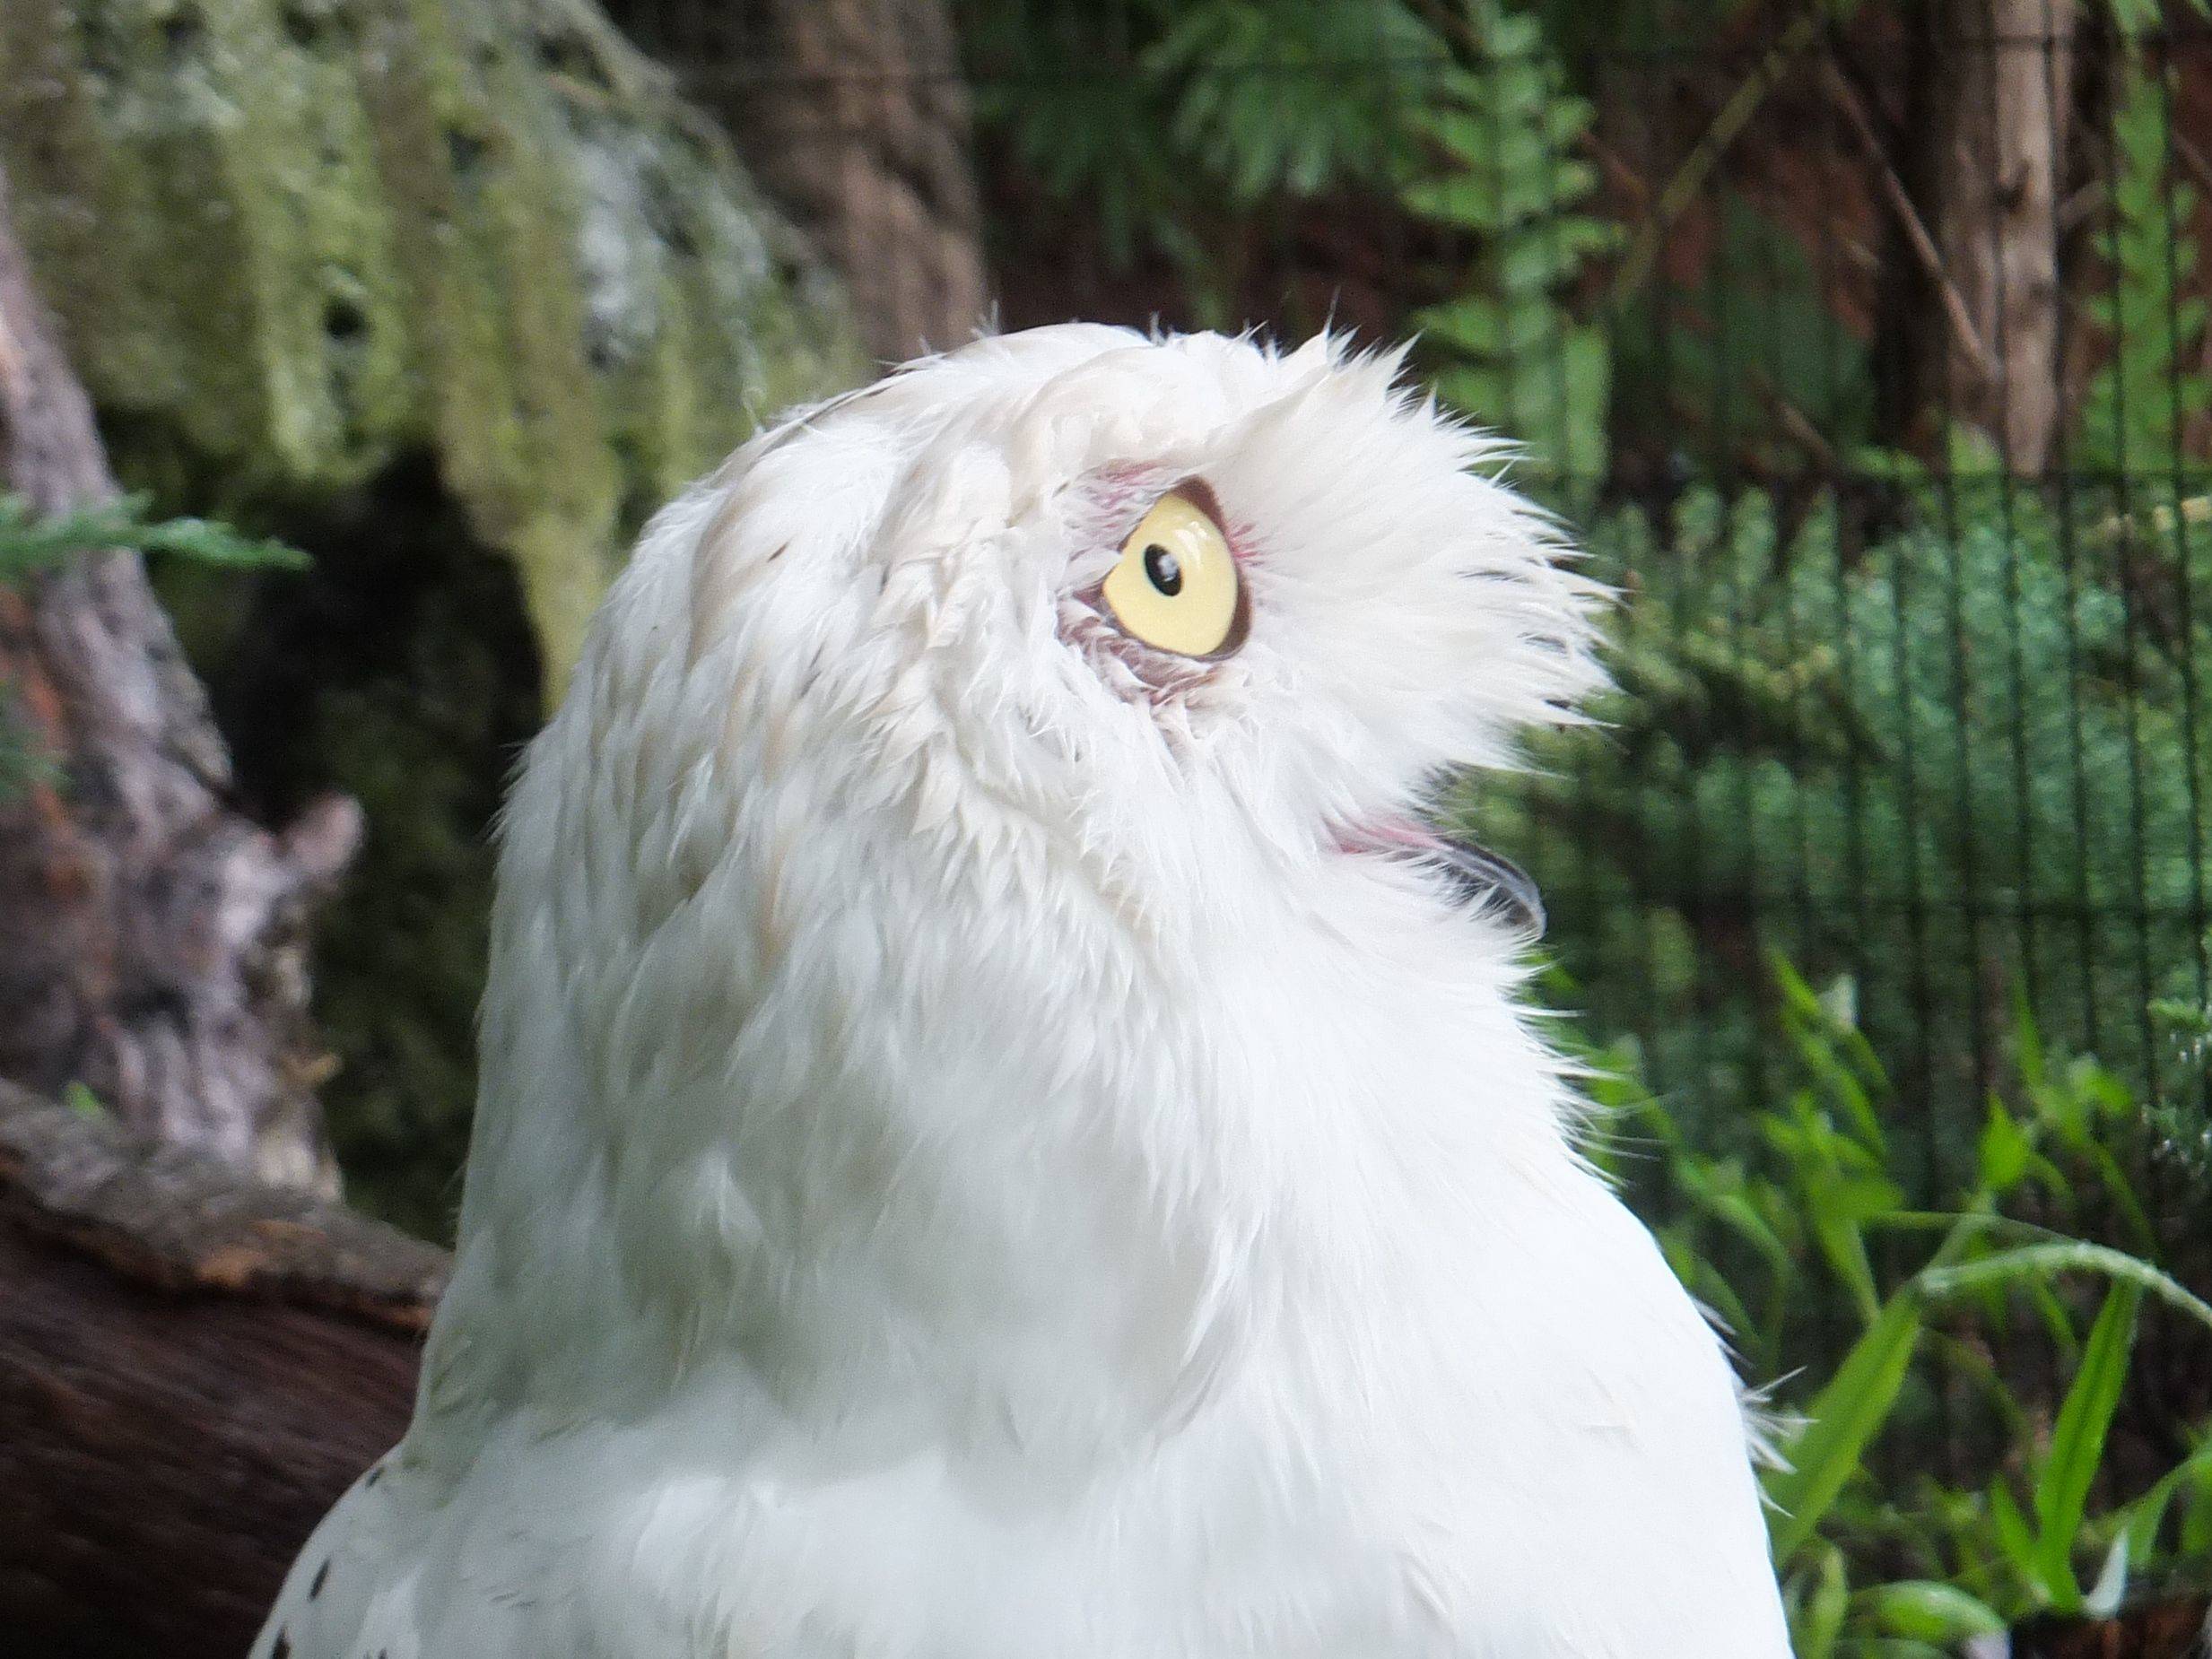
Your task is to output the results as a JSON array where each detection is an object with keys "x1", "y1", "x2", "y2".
[{"x1": 0, "y1": 161, "x2": 361, "y2": 1188}]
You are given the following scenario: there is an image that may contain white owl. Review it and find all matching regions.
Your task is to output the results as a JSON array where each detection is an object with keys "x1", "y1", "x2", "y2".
[{"x1": 256, "y1": 326, "x2": 1791, "y2": 1657}]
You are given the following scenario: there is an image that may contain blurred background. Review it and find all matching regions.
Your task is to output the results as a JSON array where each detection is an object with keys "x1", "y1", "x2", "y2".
[{"x1": 1, "y1": 0, "x2": 2210, "y2": 1654}]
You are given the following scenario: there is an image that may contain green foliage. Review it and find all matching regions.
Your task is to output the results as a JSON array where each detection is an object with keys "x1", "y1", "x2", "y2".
[
  {"x1": 1, "y1": 0, "x2": 865, "y2": 695},
  {"x1": 962, "y1": 0, "x2": 1614, "y2": 385},
  {"x1": 1579, "y1": 966, "x2": 2212, "y2": 1648},
  {"x1": 957, "y1": 0, "x2": 1189, "y2": 269},
  {"x1": 958, "y1": 0, "x2": 1449, "y2": 282},
  {"x1": 1466, "y1": 451, "x2": 2212, "y2": 1202},
  {"x1": 0, "y1": 492, "x2": 309, "y2": 577},
  {"x1": 0, "y1": 492, "x2": 308, "y2": 801},
  {"x1": 959, "y1": 0, "x2": 1618, "y2": 475},
  {"x1": 1459, "y1": 444, "x2": 2212, "y2": 1644},
  {"x1": 2073, "y1": 65, "x2": 2211, "y2": 475},
  {"x1": 2105, "y1": 0, "x2": 2212, "y2": 38},
  {"x1": 1147, "y1": 1, "x2": 1446, "y2": 205},
  {"x1": 1400, "y1": 1, "x2": 1616, "y2": 486}
]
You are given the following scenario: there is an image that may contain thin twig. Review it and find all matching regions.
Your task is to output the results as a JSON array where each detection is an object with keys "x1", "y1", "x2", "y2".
[
  {"x1": 1579, "y1": 128, "x2": 1651, "y2": 212},
  {"x1": 1819, "y1": 57, "x2": 1995, "y2": 382},
  {"x1": 2173, "y1": 126, "x2": 2212, "y2": 204},
  {"x1": 1607, "y1": 7, "x2": 1826, "y2": 309},
  {"x1": 1751, "y1": 364, "x2": 1840, "y2": 471}
]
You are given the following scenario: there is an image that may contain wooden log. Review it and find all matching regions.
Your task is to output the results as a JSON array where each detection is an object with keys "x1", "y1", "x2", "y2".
[{"x1": 0, "y1": 1082, "x2": 445, "y2": 1659}]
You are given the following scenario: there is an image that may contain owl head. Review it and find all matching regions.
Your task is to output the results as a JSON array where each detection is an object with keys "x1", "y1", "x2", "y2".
[
  {"x1": 448, "y1": 326, "x2": 1608, "y2": 1437},
  {"x1": 664, "y1": 327, "x2": 1588, "y2": 908}
]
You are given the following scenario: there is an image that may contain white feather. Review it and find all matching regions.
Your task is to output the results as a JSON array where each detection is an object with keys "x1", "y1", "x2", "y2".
[{"x1": 257, "y1": 325, "x2": 1790, "y2": 1658}]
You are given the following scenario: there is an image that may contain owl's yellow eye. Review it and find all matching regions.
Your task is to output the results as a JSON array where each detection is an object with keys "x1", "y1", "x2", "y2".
[{"x1": 1099, "y1": 488, "x2": 1246, "y2": 659}]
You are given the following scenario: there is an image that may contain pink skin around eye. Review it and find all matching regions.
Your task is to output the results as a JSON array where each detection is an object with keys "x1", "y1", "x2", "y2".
[{"x1": 1058, "y1": 465, "x2": 1256, "y2": 706}]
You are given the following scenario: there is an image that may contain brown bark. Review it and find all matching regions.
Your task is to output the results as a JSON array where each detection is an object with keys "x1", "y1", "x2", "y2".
[
  {"x1": 0, "y1": 1081, "x2": 442, "y2": 1659},
  {"x1": 1925, "y1": 0, "x2": 2076, "y2": 472},
  {"x1": 714, "y1": 0, "x2": 990, "y2": 361},
  {"x1": 0, "y1": 159, "x2": 361, "y2": 1189}
]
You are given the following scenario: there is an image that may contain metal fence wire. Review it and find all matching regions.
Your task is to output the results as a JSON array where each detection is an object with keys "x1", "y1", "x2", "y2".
[{"x1": 610, "y1": 2, "x2": 2212, "y2": 1215}]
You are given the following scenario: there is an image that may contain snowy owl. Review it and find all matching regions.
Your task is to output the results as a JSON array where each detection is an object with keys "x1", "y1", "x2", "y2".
[{"x1": 256, "y1": 326, "x2": 1790, "y2": 1657}]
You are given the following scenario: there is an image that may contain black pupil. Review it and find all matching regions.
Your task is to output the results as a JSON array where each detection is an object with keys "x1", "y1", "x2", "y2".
[{"x1": 1143, "y1": 543, "x2": 1182, "y2": 596}]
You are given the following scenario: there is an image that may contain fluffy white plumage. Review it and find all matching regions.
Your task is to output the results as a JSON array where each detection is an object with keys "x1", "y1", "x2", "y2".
[{"x1": 257, "y1": 326, "x2": 1791, "y2": 1657}]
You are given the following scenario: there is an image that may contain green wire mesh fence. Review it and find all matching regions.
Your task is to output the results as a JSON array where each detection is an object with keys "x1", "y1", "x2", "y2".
[{"x1": 611, "y1": 3, "x2": 2212, "y2": 1225}]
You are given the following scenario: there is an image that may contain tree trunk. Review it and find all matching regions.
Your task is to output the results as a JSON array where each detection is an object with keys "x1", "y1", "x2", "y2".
[
  {"x1": 0, "y1": 1082, "x2": 440, "y2": 1659},
  {"x1": 0, "y1": 161, "x2": 360, "y2": 1190},
  {"x1": 1926, "y1": 0, "x2": 2076, "y2": 472},
  {"x1": 680, "y1": 0, "x2": 990, "y2": 361}
]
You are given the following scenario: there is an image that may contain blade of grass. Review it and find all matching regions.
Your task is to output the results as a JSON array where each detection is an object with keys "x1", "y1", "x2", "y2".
[
  {"x1": 1918, "y1": 1243, "x2": 2212, "y2": 1336},
  {"x1": 1790, "y1": 1542, "x2": 1850, "y2": 1659},
  {"x1": 1765, "y1": 1288, "x2": 1924, "y2": 1564},
  {"x1": 1989, "y1": 1479, "x2": 2042, "y2": 1587},
  {"x1": 2031, "y1": 1283, "x2": 2140, "y2": 1611},
  {"x1": 2122, "y1": 1444, "x2": 2211, "y2": 1566},
  {"x1": 1856, "y1": 1580, "x2": 2007, "y2": 1641}
]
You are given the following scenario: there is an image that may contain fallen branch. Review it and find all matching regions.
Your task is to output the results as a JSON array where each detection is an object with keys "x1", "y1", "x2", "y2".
[{"x1": 0, "y1": 1083, "x2": 444, "y2": 1659}]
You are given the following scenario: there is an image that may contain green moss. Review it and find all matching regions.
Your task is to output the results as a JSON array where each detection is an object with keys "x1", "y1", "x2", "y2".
[{"x1": 0, "y1": 0, "x2": 866, "y2": 691}]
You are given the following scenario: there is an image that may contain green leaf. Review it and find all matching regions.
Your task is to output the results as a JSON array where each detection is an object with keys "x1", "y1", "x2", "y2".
[
  {"x1": 2032, "y1": 1283, "x2": 2141, "y2": 1610},
  {"x1": 136, "y1": 514, "x2": 309, "y2": 570},
  {"x1": 2182, "y1": 1453, "x2": 2212, "y2": 1557},
  {"x1": 0, "y1": 491, "x2": 308, "y2": 575},
  {"x1": 1989, "y1": 1479, "x2": 2042, "y2": 1587},
  {"x1": 1977, "y1": 1098, "x2": 2032, "y2": 1195},
  {"x1": 2121, "y1": 1436, "x2": 2212, "y2": 1568},
  {"x1": 1765, "y1": 1288, "x2": 1924, "y2": 1564},
  {"x1": 1856, "y1": 1580, "x2": 2007, "y2": 1640},
  {"x1": 1806, "y1": 1172, "x2": 1895, "y2": 1323},
  {"x1": 1789, "y1": 1542, "x2": 1850, "y2": 1659},
  {"x1": 2011, "y1": 985, "x2": 2048, "y2": 1090}
]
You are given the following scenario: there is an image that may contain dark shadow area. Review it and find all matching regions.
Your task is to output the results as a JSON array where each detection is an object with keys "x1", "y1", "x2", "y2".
[{"x1": 179, "y1": 457, "x2": 543, "y2": 1239}]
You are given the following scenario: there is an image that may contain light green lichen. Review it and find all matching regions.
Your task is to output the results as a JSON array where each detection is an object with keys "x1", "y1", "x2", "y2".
[{"x1": 0, "y1": 0, "x2": 867, "y2": 691}]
